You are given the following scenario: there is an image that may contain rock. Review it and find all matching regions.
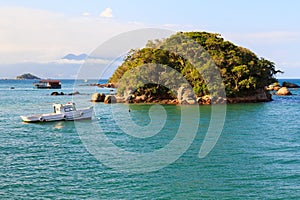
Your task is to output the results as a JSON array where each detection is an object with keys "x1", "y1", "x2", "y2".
[
  {"x1": 196, "y1": 97, "x2": 202, "y2": 103},
  {"x1": 212, "y1": 97, "x2": 227, "y2": 104},
  {"x1": 125, "y1": 95, "x2": 135, "y2": 103},
  {"x1": 51, "y1": 92, "x2": 64, "y2": 96},
  {"x1": 197, "y1": 95, "x2": 211, "y2": 105},
  {"x1": 266, "y1": 82, "x2": 281, "y2": 91},
  {"x1": 51, "y1": 91, "x2": 80, "y2": 96},
  {"x1": 96, "y1": 82, "x2": 118, "y2": 88},
  {"x1": 266, "y1": 85, "x2": 274, "y2": 91},
  {"x1": 171, "y1": 99, "x2": 178, "y2": 104},
  {"x1": 68, "y1": 91, "x2": 80, "y2": 95},
  {"x1": 159, "y1": 99, "x2": 169, "y2": 104},
  {"x1": 134, "y1": 95, "x2": 147, "y2": 103},
  {"x1": 104, "y1": 95, "x2": 117, "y2": 103},
  {"x1": 227, "y1": 89, "x2": 272, "y2": 103},
  {"x1": 282, "y1": 81, "x2": 300, "y2": 88},
  {"x1": 177, "y1": 85, "x2": 197, "y2": 105},
  {"x1": 276, "y1": 87, "x2": 292, "y2": 95},
  {"x1": 107, "y1": 82, "x2": 118, "y2": 88},
  {"x1": 255, "y1": 89, "x2": 272, "y2": 101},
  {"x1": 115, "y1": 96, "x2": 125, "y2": 103},
  {"x1": 273, "y1": 86, "x2": 280, "y2": 91},
  {"x1": 91, "y1": 93, "x2": 106, "y2": 102}
]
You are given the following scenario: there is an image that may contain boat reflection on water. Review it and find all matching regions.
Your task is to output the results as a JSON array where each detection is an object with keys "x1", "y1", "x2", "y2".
[{"x1": 53, "y1": 121, "x2": 65, "y2": 130}]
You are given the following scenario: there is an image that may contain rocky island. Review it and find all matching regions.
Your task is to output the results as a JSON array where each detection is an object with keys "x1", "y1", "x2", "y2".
[
  {"x1": 95, "y1": 31, "x2": 283, "y2": 104},
  {"x1": 16, "y1": 73, "x2": 40, "y2": 80}
]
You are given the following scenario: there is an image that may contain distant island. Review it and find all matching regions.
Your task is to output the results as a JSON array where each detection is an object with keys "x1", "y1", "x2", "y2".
[
  {"x1": 16, "y1": 73, "x2": 41, "y2": 80},
  {"x1": 108, "y1": 31, "x2": 283, "y2": 104},
  {"x1": 62, "y1": 53, "x2": 88, "y2": 60}
]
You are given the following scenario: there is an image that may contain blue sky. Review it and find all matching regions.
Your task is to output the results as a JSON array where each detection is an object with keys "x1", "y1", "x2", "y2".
[{"x1": 0, "y1": 0, "x2": 299, "y2": 78}]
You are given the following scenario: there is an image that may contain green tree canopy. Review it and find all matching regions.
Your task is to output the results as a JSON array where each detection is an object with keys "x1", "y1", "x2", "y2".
[{"x1": 109, "y1": 31, "x2": 282, "y2": 98}]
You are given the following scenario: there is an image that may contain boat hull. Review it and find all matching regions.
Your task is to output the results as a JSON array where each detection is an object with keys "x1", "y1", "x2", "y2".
[{"x1": 35, "y1": 85, "x2": 62, "y2": 89}]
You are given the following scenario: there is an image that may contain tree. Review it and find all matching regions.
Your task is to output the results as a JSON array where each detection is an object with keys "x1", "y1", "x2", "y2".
[{"x1": 109, "y1": 31, "x2": 282, "y2": 98}]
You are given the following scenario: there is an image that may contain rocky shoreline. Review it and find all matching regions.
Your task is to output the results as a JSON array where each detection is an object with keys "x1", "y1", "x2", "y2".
[
  {"x1": 51, "y1": 81, "x2": 298, "y2": 105},
  {"x1": 91, "y1": 87, "x2": 272, "y2": 105},
  {"x1": 50, "y1": 80, "x2": 299, "y2": 105}
]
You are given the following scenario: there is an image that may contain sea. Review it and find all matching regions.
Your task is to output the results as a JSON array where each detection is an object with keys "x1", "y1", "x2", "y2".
[{"x1": 0, "y1": 79, "x2": 299, "y2": 199}]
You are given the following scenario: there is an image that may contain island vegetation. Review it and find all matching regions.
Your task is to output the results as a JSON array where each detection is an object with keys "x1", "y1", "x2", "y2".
[
  {"x1": 108, "y1": 31, "x2": 283, "y2": 104},
  {"x1": 16, "y1": 73, "x2": 40, "y2": 80}
]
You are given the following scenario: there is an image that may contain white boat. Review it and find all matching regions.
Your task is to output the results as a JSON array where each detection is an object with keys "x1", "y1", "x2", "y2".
[{"x1": 21, "y1": 102, "x2": 93, "y2": 122}]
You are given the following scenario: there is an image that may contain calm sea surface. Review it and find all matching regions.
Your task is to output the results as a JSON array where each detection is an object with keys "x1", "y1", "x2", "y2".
[{"x1": 0, "y1": 79, "x2": 299, "y2": 199}]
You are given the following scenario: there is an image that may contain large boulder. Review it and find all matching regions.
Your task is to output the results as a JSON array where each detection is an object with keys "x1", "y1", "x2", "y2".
[
  {"x1": 276, "y1": 87, "x2": 292, "y2": 95},
  {"x1": 104, "y1": 95, "x2": 117, "y2": 103},
  {"x1": 177, "y1": 85, "x2": 197, "y2": 105},
  {"x1": 91, "y1": 93, "x2": 106, "y2": 102},
  {"x1": 273, "y1": 86, "x2": 281, "y2": 91}
]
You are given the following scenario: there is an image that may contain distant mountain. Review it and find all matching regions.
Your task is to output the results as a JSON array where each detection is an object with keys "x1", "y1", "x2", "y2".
[
  {"x1": 16, "y1": 73, "x2": 40, "y2": 80},
  {"x1": 62, "y1": 53, "x2": 88, "y2": 60}
]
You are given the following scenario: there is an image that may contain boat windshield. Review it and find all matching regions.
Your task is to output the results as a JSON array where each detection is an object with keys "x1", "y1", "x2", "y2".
[{"x1": 64, "y1": 106, "x2": 75, "y2": 112}]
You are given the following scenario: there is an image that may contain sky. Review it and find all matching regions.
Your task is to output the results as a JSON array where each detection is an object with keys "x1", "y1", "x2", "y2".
[{"x1": 0, "y1": 0, "x2": 300, "y2": 78}]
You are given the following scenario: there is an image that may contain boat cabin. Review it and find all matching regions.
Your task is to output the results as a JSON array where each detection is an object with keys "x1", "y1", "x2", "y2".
[
  {"x1": 53, "y1": 102, "x2": 77, "y2": 114},
  {"x1": 34, "y1": 80, "x2": 61, "y2": 89}
]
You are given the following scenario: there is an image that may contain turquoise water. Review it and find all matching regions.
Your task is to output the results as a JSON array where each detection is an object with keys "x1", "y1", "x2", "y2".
[{"x1": 0, "y1": 79, "x2": 299, "y2": 199}]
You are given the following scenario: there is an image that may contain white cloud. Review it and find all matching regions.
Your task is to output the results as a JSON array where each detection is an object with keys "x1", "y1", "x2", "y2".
[
  {"x1": 0, "y1": 6, "x2": 144, "y2": 64},
  {"x1": 100, "y1": 7, "x2": 113, "y2": 18},
  {"x1": 54, "y1": 58, "x2": 111, "y2": 65},
  {"x1": 54, "y1": 59, "x2": 85, "y2": 65}
]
